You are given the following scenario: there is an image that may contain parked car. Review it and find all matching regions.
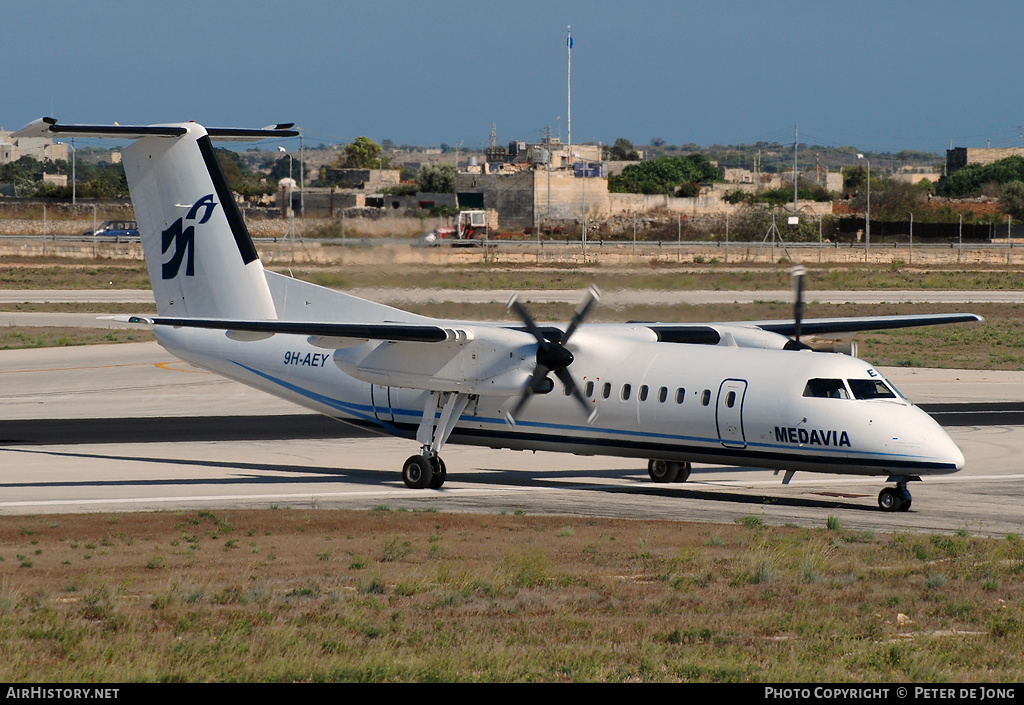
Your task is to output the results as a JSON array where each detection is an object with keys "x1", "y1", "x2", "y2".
[{"x1": 82, "y1": 220, "x2": 140, "y2": 239}]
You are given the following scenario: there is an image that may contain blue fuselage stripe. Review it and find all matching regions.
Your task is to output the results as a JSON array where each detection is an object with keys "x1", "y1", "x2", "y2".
[{"x1": 229, "y1": 361, "x2": 956, "y2": 473}]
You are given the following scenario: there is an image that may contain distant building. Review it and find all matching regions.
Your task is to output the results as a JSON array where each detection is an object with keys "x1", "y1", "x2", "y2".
[
  {"x1": 0, "y1": 129, "x2": 68, "y2": 163},
  {"x1": 778, "y1": 170, "x2": 843, "y2": 192},
  {"x1": 892, "y1": 166, "x2": 940, "y2": 186},
  {"x1": 321, "y1": 167, "x2": 401, "y2": 188},
  {"x1": 34, "y1": 173, "x2": 67, "y2": 187},
  {"x1": 946, "y1": 147, "x2": 1024, "y2": 175},
  {"x1": 723, "y1": 167, "x2": 757, "y2": 184},
  {"x1": 485, "y1": 137, "x2": 601, "y2": 173}
]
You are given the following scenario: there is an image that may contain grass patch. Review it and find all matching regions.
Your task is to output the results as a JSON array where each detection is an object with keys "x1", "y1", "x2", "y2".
[{"x1": 0, "y1": 509, "x2": 1021, "y2": 681}]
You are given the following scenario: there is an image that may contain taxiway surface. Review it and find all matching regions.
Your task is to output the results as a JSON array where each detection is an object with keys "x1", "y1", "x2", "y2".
[{"x1": 0, "y1": 341, "x2": 1022, "y2": 535}]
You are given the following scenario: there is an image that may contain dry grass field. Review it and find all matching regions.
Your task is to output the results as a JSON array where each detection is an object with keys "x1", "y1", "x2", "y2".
[{"x1": 1, "y1": 508, "x2": 1022, "y2": 682}]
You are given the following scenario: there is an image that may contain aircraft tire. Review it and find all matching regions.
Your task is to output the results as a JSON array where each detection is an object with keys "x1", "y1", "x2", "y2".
[
  {"x1": 673, "y1": 462, "x2": 692, "y2": 483},
  {"x1": 428, "y1": 456, "x2": 447, "y2": 489},
  {"x1": 648, "y1": 459, "x2": 679, "y2": 483},
  {"x1": 402, "y1": 455, "x2": 434, "y2": 489},
  {"x1": 897, "y1": 488, "x2": 912, "y2": 512},
  {"x1": 878, "y1": 487, "x2": 903, "y2": 512}
]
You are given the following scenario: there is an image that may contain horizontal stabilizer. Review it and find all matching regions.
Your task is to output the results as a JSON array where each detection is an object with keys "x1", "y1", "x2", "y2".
[{"x1": 13, "y1": 117, "x2": 297, "y2": 141}]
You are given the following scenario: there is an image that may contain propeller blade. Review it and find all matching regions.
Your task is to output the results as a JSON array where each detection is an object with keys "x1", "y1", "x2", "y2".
[
  {"x1": 790, "y1": 265, "x2": 806, "y2": 345},
  {"x1": 561, "y1": 285, "x2": 601, "y2": 344},
  {"x1": 507, "y1": 294, "x2": 552, "y2": 350},
  {"x1": 507, "y1": 365, "x2": 552, "y2": 424},
  {"x1": 554, "y1": 367, "x2": 598, "y2": 424}
]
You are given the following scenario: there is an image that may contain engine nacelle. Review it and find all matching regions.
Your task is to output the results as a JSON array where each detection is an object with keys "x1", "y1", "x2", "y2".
[
  {"x1": 331, "y1": 326, "x2": 536, "y2": 396},
  {"x1": 712, "y1": 325, "x2": 794, "y2": 350}
]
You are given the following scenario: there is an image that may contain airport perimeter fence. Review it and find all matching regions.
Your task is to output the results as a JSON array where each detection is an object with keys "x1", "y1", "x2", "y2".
[{"x1": 4, "y1": 229, "x2": 1024, "y2": 266}]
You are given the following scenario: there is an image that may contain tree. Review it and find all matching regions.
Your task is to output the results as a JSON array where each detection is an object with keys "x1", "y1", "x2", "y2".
[
  {"x1": 1, "y1": 154, "x2": 133, "y2": 198},
  {"x1": 268, "y1": 155, "x2": 307, "y2": 183},
  {"x1": 606, "y1": 138, "x2": 639, "y2": 161},
  {"x1": 942, "y1": 155, "x2": 1024, "y2": 198},
  {"x1": 608, "y1": 155, "x2": 723, "y2": 195},
  {"x1": 1000, "y1": 181, "x2": 1024, "y2": 221},
  {"x1": 214, "y1": 148, "x2": 274, "y2": 199},
  {"x1": 417, "y1": 163, "x2": 456, "y2": 194},
  {"x1": 342, "y1": 136, "x2": 391, "y2": 169},
  {"x1": 843, "y1": 165, "x2": 868, "y2": 193},
  {"x1": 863, "y1": 178, "x2": 926, "y2": 221}
]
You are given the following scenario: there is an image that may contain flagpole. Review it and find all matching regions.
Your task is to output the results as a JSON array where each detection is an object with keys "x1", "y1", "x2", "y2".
[{"x1": 567, "y1": 26, "x2": 572, "y2": 158}]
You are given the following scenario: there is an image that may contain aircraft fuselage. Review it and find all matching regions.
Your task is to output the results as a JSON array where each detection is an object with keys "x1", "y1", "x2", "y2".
[{"x1": 156, "y1": 325, "x2": 963, "y2": 480}]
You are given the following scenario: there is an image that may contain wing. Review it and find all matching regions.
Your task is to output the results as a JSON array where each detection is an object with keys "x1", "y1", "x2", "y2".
[
  {"x1": 643, "y1": 313, "x2": 983, "y2": 341},
  {"x1": 742, "y1": 312, "x2": 984, "y2": 338},
  {"x1": 118, "y1": 315, "x2": 537, "y2": 396}
]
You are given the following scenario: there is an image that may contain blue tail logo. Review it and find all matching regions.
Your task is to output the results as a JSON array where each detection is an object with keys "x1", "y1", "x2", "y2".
[{"x1": 161, "y1": 194, "x2": 217, "y2": 279}]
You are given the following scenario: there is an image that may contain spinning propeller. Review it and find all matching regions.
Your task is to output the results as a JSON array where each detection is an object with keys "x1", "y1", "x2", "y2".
[
  {"x1": 786, "y1": 265, "x2": 812, "y2": 351},
  {"x1": 505, "y1": 285, "x2": 601, "y2": 425},
  {"x1": 785, "y1": 266, "x2": 856, "y2": 354}
]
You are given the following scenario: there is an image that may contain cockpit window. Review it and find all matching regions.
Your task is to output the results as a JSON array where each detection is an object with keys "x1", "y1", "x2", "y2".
[
  {"x1": 847, "y1": 379, "x2": 897, "y2": 400},
  {"x1": 803, "y1": 378, "x2": 850, "y2": 399}
]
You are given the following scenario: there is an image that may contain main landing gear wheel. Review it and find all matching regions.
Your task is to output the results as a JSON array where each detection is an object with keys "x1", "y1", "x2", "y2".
[
  {"x1": 649, "y1": 459, "x2": 690, "y2": 483},
  {"x1": 674, "y1": 462, "x2": 692, "y2": 483},
  {"x1": 878, "y1": 485, "x2": 913, "y2": 512},
  {"x1": 648, "y1": 459, "x2": 677, "y2": 483},
  {"x1": 402, "y1": 454, "x2": 447, "y2": 489},
  {"x1": 402, "y1": 455, "x2": 434, "y2": 489},
  {"x1": 428, "y1": 456, "x2": 447, "y2": 489},
  {"x1": 409, "y1": 391, "x2": 467, "y2": 490}
]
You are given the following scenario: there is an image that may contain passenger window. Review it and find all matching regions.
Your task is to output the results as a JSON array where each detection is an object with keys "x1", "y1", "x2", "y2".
[
  {"x1": 602, "y1": 382, "x2": 611, "y2": 399},
  {"x1": 675, "y1": 387, "x2": 685, "y2": 404},
  {"x1": 658, "y1": 387, "x2": 668, "y2": 403},
  {"x1": 803, "y1": 378, "x2": 849, "y2": 399},
  {"x1": 701, "y1": 389, "x2": 711, "y2": 406},
  {"x1": 585, "y1": 381, "x2": 594, "y2": 398},
  {"x1": 621, "y1": 384, "x2": 631, "y2": 401},
  {"x1": 639, "y1": 385, "x2": 649, "y2": 401},
  {"x1": 848, "y1": 379, "x2": 897, "y2": 400},
  {"x1": 726, "y1": 391, "x2": 736, "y2": 408}
]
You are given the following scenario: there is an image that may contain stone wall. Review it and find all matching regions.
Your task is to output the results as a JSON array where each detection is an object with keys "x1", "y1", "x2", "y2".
[{"x1": 459, "y1": 170, "x2": 835, "y2": 230}]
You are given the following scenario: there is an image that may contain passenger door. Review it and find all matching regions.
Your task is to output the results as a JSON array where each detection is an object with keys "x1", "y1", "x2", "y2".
[
  {"x1": 371, "y1": 384, "x2": 394, "y2": 422},
  {"x1": 716, "y1": 379, "x2": 748, "y2": 448}
]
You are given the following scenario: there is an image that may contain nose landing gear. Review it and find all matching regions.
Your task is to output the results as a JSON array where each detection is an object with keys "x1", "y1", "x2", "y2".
[{"x1": 878, "y1": 481, "x2": 913, "y2": 512}]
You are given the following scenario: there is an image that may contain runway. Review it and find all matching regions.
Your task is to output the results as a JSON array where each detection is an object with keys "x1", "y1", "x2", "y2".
[{"x1": 0, "y1": 341, "x2": 1022, "y2": 535}]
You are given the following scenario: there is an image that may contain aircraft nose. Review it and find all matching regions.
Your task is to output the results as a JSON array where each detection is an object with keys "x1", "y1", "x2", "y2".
[
  {"x1": 900, "y1": 405, "x2": 964, "y2": 473},
  {"x1": 922, "y1": 417, "x2": 964, "y2": 473},
  {"x1": 942, "y1": 432, "x2": 965, "y2": 472}
]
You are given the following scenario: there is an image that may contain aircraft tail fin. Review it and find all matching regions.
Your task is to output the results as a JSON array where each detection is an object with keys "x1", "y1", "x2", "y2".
[
  {"x1": 15, "y1": 119, "x2": 297, "y2": 319},
  {"x1": 121, "y1": 124, "x2": 280, "y2": 318}
]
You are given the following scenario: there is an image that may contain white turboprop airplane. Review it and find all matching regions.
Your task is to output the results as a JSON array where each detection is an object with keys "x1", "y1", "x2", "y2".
[{"x1": 14, "y1": 118, "x2": 983, "y2": 512}]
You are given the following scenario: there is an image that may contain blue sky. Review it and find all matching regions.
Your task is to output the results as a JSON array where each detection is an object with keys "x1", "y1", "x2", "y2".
[{"x1": 6, "y1": 1, "x2": 1024, "y2": 154}]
